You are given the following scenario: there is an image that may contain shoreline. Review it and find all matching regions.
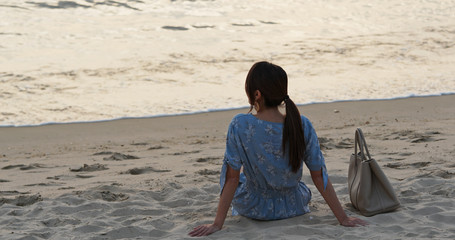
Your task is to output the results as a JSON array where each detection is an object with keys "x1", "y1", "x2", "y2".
[
  {"x1": 2, "y1": 92, "x2": 454, "y2": 128},
  {"x1": 1, "y1": 95, "x2": 454, "y2": 239}
]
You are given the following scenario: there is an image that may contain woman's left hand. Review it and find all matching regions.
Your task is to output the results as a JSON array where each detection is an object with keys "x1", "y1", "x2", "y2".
[
  {"x1": 188, "y1": 224, "x2": 221, "y2": 237},
  {"x1": 341, "y1": 217, "x2": 368, "y2": 227}
]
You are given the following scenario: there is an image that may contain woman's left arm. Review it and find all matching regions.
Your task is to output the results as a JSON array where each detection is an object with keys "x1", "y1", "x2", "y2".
[
  {"x1": 310, "y1": 170, "x2": 368, "y2": 227},
  {"x1": 189, "y1": 165, "x2": 240, "y2": 237}
]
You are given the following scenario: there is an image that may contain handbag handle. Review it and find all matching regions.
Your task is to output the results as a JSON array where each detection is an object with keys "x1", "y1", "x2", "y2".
[{"x1": 354, "y1": 128, "x2": 372, "y2": 162}]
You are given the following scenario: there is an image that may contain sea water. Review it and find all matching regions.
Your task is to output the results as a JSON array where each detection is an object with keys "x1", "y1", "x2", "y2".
[{"x1": 1, "y1": 0, "x2": 454, "y2": 126}]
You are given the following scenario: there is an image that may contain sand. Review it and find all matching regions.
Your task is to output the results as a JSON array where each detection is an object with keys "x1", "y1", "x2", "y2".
[{"x1": 1, "y1": 95, "x2": 454, "y2": 239}]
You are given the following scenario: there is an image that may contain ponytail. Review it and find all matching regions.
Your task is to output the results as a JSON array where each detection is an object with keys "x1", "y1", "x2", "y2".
[
  {"x1": 244, "y1": 61, "x2": 304, "y2": 172},
  {"x1": 282, "y1": 97, "x2": 304, "y2": 172}
]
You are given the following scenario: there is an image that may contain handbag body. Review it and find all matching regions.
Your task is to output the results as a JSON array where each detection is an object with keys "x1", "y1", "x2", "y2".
[{"x1": 348, "y1": 128, "x2": 400, "y2": 216}]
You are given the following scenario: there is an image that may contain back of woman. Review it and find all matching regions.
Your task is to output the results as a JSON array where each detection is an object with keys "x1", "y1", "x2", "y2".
[
  {"x1": 189, "y1": 62, "x2": 367, "y2": 237},
  {"x1": 221, "y1": 113, "x2": 310, "y2": 220}
]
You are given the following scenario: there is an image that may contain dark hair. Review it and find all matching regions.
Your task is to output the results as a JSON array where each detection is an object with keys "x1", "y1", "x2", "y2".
[{"x1": 245, "y1": 61, "x2": 305, "y2": 172}]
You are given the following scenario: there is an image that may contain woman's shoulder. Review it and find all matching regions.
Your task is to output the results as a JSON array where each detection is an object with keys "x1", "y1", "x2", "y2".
[
  {"x1": 300, "y1": 114, "x2": 311, "y2": 125},
  {"x1": 234, "y1": 113, "x2": 260, "y2": 122},
  {"x1": 228, "y1": 113, "x2": 252, "y2": 129},
  {"x1": 230, "y1": 114, "x2": 313, "y2": 127},
  {"x1": 233, "y1": 113, "x2": 251, "y2": 120},
  {"x1": 300, "y1": 115, "x2": 316, "y2": 132}
]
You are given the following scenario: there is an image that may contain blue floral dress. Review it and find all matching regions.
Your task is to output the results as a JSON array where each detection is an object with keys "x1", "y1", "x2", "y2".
[{"x1": 220, "y1": 113, "x2": 328, "y2": 220}]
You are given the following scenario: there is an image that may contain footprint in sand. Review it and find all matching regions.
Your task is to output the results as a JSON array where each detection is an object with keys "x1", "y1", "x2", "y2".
[
  {"x1": 70, "y1": 163, "x2": 108, "y2": 172},
  {"x1": 169, "y1": 150, "x2": 201, "y2": 156},
  {"x1": 318, "y1": 137, "x2": 334, "y2": 150},
  {"x1": 260, "y1": 20, "x2": 278, "y2": 24},
  {"x1": 19, "y1": 163, "x2": 47, "y2": 170},
  {"x1": 148, "y1": 145, "x2": 166, "y2": 150},
  {"x1": 0, "y1": 163, "x2": 47, "y2": 171},
  {"x1": 196, "y1": 169, "x2": 220, "y2": 176},
  {"x1": 408, "y1": 162, "x2": 431, "y2": 168},
  {"x1": 189, "y1": 139, "x2": 208, "y2": 145},
  {"x1": 433, "y1": 170, "x2": 455, "y2": 179},
  {"x1": 410, "y1": 135, "x2": 434, "y2": 143},
  {"x1": 74, "y1": 190, "x2": 129, "y2": 202},
  {"x1": 399, "y1": 152, "x2": 414, "y2": 156},
  {"x1": 387, "y1": 130, "x2": 445, "y2": 143},
  {"x1": 0, "y1": 190, "x2": 30, "y2": 196},
  {"x1": 194, "y1": 157, "x2": 219, "y2": 163},
  {"x1": 103, "y1": 153, "x2": 139, "y2": 161},
  {"x1": 336, "y1": 138, "x2": 354, "y2": 149},
  {"x1": 384, "y1": 161, "x2": 431, "y2": 169},
  {"x1": 122, "y1": 167, "x2": 171, "y2": 175},
  {"x1": 162, "y1": 26, "x2": 189, "y2": 31},
  {"x1": 1, "y1": 164, "x2": 26, "y2": 170},
  {"x1": 318, "y1": 137, "x2": 353, "y2": 150},
  {"x1": 75, "y1": 175, "x2": 95, "y2": 179},
  {"x1": 99, "y1": 191, "x2": 129, "y2": 202},
  {"x1": 24, "y1": 182, "x2": 63, "y2": 187},
  {"x1": 93, "y1": 151, "x2": 114, "y2": 155},
  {"x1": 0, "y1": 194, "x2": 42, "y2": 206}
]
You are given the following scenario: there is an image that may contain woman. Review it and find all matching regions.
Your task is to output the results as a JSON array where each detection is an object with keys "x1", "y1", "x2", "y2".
[{"x1": 189, "y1": 62, "x2": 367, "y2": 237}]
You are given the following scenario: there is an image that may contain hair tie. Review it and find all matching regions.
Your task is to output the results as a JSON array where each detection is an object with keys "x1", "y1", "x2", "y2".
[{"x1": 283, "y1": 95, "x2": 290, "y2": 102}]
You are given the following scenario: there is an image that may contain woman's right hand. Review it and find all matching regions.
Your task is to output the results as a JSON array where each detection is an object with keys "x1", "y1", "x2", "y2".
[
  {"x1": 341, "y1": 216, "x2": 368, "y2": 227},
  {"x1": 188, "y1": 224, "x2": 221, "y2": 237}
]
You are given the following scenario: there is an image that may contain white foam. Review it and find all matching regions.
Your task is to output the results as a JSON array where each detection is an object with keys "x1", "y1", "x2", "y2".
[
  {"x1": 1, "y1": 0, "x2": 455, "y2": 126},
  {"x1": 2, "y1": 93, "x2": 454, "y2": 128}
]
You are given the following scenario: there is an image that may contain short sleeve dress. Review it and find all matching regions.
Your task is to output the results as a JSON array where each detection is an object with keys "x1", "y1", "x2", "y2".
[{"x1": 220, "y1": 113, "x2": 328, "y2": 220}]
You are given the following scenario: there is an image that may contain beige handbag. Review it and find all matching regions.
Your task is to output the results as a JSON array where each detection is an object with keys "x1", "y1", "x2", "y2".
[{"x1": 348, "y1": 128, "x2": 400, "y2": 216}]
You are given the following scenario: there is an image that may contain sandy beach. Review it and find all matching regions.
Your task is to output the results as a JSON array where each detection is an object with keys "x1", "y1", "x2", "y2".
[{"x1": 1, "y1": 95, "x2": 454, "y2": 239}]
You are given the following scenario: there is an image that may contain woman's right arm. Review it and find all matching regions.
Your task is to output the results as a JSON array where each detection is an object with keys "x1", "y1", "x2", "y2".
[
  {"x1": 188, "y1": 165, "x2": 240, "y2": 237},
  {"x1": 310, "y1": 169, "x2": 368, "y2": 227}
]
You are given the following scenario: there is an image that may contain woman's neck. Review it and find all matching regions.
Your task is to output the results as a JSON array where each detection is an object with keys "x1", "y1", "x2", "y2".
[{"x1": 254, "y1": 106, "x2": 285, "y2": 123}]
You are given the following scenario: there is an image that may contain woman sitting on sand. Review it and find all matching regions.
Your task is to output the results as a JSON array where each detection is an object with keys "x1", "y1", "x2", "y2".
[{"x1": 189, "y1": 61, "x2": 367, "y2": 237}]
